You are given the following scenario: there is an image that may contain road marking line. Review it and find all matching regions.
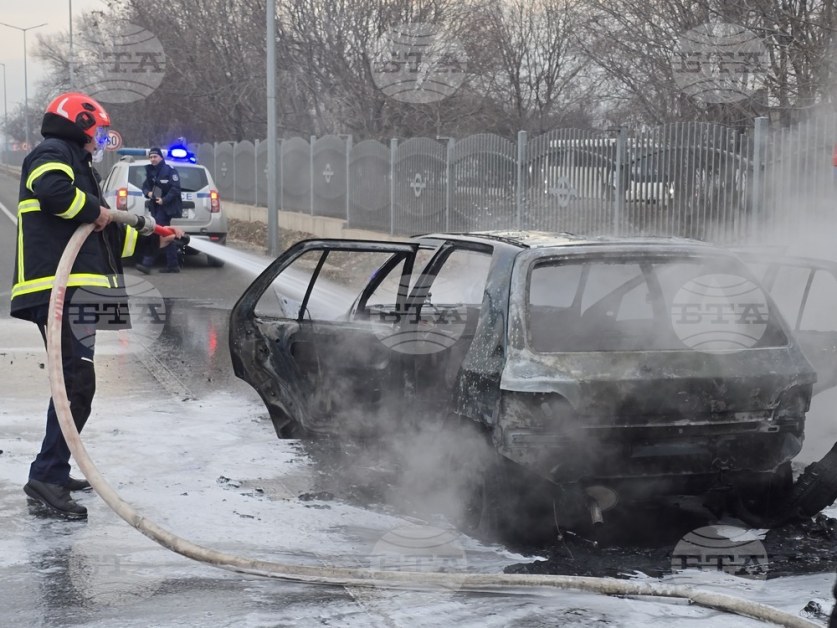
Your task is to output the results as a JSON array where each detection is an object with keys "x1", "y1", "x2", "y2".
[{"x1": 0, "y1": 199, "x2": 17, "y2": 225}]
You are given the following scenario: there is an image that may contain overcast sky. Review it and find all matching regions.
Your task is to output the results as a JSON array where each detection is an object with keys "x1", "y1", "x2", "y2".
[{"x1": 0, "y1": 0, "x2": 105, "y2": 113}]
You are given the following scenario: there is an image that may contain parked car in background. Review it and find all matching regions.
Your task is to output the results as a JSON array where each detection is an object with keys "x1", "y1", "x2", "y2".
[
  {"x1": 101, "y1": 149, "x2": 228, "y2": 267},
  {"x1": 229, "y1": 232, "x2": 837, "y2": 539}
]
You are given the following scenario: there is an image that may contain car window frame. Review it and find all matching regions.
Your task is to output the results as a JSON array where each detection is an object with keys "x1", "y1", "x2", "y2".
[
  {"x1": 519, "y1": 249, "x2": 783, "y2": 353},
  {"x1": 405, "y1": 240, "x2": 494, "y2": 310}
]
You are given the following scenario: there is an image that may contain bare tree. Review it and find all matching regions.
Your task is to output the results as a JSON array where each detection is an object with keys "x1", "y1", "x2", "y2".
[
  {"x1": 473, "y1": 0, "x2": 600, "y2": 133},
  {"x1": 579, "y1": 0, "x2": 837, "y2": 127},
  {"x1": 280, "y1": 0, "x2": 491, "y2": 138}
]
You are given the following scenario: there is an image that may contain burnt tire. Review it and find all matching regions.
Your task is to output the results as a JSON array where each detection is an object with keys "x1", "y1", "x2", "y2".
[
  {"x1": 739, "y1": 462, "x2": 794, "y2": 519},
  {"x1": 435, "y1": 416, "x2": 556, "y2": 545},
  {"x1": 458, "y1": 452, "x2": 556, "y2": 545},
  {"x1": 786, "y1": 444, "x2": 837, "y2": 519},
  {"x1": 270, "y1": 410, "x2": 306, "y2": 439},
  {"x1": 434, "y1": 417, "x2": 493, "y2": 532},
  {"x1": 479, "y1": 459, "x2": 557, "y2": 546}
]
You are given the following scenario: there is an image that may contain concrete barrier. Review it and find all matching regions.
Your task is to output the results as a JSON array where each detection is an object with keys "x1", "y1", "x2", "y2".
[
  {"x1": 0, "y1": 163, "x2": 21, "y2": 178},
  {"x1": 223, "y1": 200, "x2": 398, "y2": 241}
]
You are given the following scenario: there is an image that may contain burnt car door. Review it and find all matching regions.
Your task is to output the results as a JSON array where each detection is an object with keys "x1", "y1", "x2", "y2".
[
  {"x1": 743, "y1": 255, "x2": 837, "y2": 395},
  {"x1": 394, "y1": 241, "x2": 494, "y2": 413},
  {"x1": 229, "y1": 239, "x2": 420, "y2": 437}
]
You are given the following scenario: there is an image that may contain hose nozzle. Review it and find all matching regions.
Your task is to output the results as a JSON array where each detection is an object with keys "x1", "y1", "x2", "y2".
[
  {"x1": 155, "y1": 225, "x2": 190, "y2": 246},
  {"x1": 107, "y1": 210, "x2": 191, "y2": 245}
]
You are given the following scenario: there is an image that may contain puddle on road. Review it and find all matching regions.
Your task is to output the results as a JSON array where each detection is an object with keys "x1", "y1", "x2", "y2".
[{"x1": 128, "y1": 297, "x2": 250, "y2": 397}]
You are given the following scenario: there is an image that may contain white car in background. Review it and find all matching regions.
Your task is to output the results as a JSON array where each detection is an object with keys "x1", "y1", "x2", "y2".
[{"x1": 101, "y1": 150, "x2": 228, "y2": 267}]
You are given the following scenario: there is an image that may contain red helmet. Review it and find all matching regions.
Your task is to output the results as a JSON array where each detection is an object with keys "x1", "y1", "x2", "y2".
[{"x1": 45, "y1": 92, "x2": 111, "y2": 148}]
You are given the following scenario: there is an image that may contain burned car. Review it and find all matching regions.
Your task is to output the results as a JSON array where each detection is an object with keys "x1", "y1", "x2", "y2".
[{"x1": 230, "y1": 232, "x2": 837, "y2": 535}]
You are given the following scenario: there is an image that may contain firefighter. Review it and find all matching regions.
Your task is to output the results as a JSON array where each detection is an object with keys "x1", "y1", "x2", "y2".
[{"x1": 10, "y1": 92, "x2": 179, "y2": 519}]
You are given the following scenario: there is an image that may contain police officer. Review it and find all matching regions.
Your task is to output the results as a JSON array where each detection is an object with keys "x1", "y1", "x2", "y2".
[
  {"x1": 136, "y1": 147, "x2": 183, "y2": 274},
  {"x1": 11, "y1": 92, "x2": 174, "y2": 519}
]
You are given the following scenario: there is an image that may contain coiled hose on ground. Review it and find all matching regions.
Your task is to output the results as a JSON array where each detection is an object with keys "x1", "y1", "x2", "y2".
[{"x1": 45, "y1": 213, "x2": 821, "y2": 628}]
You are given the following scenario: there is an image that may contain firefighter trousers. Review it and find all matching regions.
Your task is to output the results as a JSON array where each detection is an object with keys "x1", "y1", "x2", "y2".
[{"x1": 28, "y1": 303, "x2": 96, "y2": 485}]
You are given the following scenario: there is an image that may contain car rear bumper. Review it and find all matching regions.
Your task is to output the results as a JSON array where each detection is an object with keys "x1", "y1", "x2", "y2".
[
  {"x1": 500, "y1": 424, "x2": 803, "y2": 478},
  {"x1": 495, "y1": 392, "x2": 805, "y2": 487}
]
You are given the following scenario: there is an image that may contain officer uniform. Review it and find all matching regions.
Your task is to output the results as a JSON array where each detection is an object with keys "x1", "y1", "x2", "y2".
[
  {"x1": 11, "y1": 105, "x2": 140, "y2": 518},
  {"x1": 139, "y1": 148, "x2": 182, "y2": 272}
]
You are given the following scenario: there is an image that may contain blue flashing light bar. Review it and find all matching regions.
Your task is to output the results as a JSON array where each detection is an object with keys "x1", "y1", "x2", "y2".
[
  {"x1": 166, "y1": 143, "x2": 197, "y2": 163},
  {"x1": 116, "y1": 144, "x2": 198, "y2": 163},
  {"x1": 116, "y1": 147, "x2": 150, "y2": 156}
]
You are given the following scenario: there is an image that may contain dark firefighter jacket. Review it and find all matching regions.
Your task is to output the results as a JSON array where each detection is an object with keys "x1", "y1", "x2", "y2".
[
  {"x1": 10, "y1": 137, "x2": 140, "y2": 323},
  {"x1": 142, "y1": 161, "x2": 183, "y2": 218}
]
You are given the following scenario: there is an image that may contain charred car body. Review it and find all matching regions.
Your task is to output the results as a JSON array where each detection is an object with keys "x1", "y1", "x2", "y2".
[{"x1": 230, "y1": 232, "x2": 837, "y2": 534}]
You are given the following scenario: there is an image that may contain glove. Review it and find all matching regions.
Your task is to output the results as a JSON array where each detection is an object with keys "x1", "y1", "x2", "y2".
[{"x1": 135, "y1": 215, "x2": 157, "y2": 236}]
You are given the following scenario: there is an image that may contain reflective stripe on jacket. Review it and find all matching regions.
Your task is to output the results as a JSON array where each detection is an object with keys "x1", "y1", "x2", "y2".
[{"x1": 10, "y1": 137, "x2": 136, "y2": 322}]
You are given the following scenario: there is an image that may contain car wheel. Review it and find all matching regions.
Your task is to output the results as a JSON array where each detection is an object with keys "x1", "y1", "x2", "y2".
[
  {"x1": 736, "y1": 462, "x2": 794, "y2": 523},
  {"x1": 269, "y1": 409, "x2": 306, "y2": 439},
  {"x1": 431, "y1": 416, "x2": 493, "y2": 530},
  {"x1": 443, "y1": 420, "x2": 555, "y2": 544},
  {"x1": 786, "y1": 443, "x2": 837, "y2": 519},
  {"x1": 484, "y1": 459, "x2": 557, "y2": 546},
  {"x1": 207, "y1": 255, "x2": 225, "y2": 268}
]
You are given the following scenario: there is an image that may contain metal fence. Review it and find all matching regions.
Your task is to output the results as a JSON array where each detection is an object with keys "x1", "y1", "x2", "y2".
[{"x1": 10, "y1": 112, "x2": 837, "y2": 245}]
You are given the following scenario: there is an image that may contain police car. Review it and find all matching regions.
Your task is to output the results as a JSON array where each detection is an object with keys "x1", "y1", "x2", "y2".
[{"x1": 101, "y1": 146, "x2": 228, "y2": 267}]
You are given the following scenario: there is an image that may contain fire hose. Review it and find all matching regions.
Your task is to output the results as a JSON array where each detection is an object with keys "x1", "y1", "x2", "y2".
[{"x1": 44, "y1": 210, "x2": 821, "y2": 628}]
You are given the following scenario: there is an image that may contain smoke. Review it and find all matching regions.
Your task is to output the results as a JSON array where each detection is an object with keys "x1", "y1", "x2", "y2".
[
  {"x1": 299, "y1": 363, "x2": 498, "y2": 537},
  {"x1": 737, "y1": 108, "x2": 837, "y2": 465}
]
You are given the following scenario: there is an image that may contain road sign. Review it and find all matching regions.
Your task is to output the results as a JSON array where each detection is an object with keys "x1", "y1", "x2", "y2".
[{"x1": 105, "y1": 130, "x2": 123, "y2": 152}]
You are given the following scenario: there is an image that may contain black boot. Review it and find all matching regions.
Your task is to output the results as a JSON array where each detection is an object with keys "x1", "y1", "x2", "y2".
[
  {"x1": 24, "y1": 479, "x2": 88, "y2": 519},
  {"x1": 66, "y1": 476, "x2": 92, "y2": 492}
]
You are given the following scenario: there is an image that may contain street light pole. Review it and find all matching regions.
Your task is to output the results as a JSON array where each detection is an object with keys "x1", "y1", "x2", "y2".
[
  {"x1": 69, "y1": 0, "x2": 74, "y2": 89},
  {"x1": 0, "y1": 63, "x2": 7, "y2": 162},
  {"x1": 266, "y1": 0, "x2": 279, "y2": 256},
  {"x1": 0, "y1": 21, "x2": 48, "y2": 150}
]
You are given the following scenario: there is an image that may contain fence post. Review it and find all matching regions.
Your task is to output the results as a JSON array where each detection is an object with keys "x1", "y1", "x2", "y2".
[
  {"x1": 232, "y1": 140, "x2": 237, "y2": 204},
  {"x1": 516, "y1": 130, "x2": 527, "y2": 229},
  {"x1": 390, "y1": 138, "x2": 398, "y2": 236},
  {"x1": 278, "y1": 138, "x2": 283, "y2": 216},
  {"x1": 345, "y1": 135, "x2": 353, "y2": 223},
  {"x1": 310, "y1": 135, "x2": 316, "y2": 216},
  {"x1": 254, "y1": 138, "x2": 260, "y2": 207},
  {"x1": 751, "y1": 117, "x2": 768, "y2": 237},
  {"x1": 445, "y1": 138, "x2": 454, "y2": 232},
  {"x1": 613, "y1": 127, "x2": 627, "y2": 235}
]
